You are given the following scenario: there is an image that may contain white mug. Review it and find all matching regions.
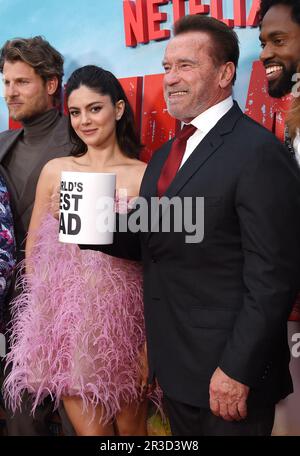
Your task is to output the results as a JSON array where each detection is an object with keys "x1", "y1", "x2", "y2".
[{"x1": 59, "y1": 171, "x2": 116, "y2": 244}]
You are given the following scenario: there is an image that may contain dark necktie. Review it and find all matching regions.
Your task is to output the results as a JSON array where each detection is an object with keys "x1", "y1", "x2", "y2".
[{"x1": 157, "y1": 124, "x2": 197, "y2": 197}]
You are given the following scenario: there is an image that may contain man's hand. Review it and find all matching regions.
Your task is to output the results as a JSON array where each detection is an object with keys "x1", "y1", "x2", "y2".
[{"x1": 209, "y1": 367, "x2": 250, "y2": 421}]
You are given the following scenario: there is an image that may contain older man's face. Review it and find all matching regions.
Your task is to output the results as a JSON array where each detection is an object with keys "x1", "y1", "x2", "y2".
[
  {"x1": 163, "y1": 31, "x2": 228, "y2": 123},
  {"x1": 259, "y1": 4, "x2": 300, "y2": 98}
]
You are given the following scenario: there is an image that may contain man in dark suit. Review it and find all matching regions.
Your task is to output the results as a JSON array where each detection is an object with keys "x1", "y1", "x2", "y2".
[
  {"x1": 0, "y1": 36, "x2": 74, "y2": 435},
  {"x1": 86, "y1": 15, "x2": 300, "y2": 435}
]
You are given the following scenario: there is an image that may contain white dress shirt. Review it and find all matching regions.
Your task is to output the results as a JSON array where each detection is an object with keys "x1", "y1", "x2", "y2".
[
  {"x1": 293, "y1": 128, "x2": 300, "y2": 167},
  {"x1": 179, "y1": 96, "x2": 234, "y2": 168}
]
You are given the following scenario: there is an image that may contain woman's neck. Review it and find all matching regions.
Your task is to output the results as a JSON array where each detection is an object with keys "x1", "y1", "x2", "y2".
[{"x1": 77, "y1": 143, "x2": 126, "y2": 170}]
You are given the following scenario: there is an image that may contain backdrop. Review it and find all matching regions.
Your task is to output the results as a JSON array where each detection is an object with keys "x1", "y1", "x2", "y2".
[{"x1": 0, "y1": 0, "x2": 299, "y2": 435}]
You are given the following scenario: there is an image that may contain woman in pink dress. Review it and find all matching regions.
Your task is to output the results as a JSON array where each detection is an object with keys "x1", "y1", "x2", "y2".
[{"x1": 4, "y1": 65, "x2": 156, "y2": 436}]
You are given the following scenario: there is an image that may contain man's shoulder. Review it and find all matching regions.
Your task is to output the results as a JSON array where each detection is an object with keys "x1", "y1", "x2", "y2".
[
  {"x1": 222, "y1": 101, "x2": 280, "y2": 145},
  {"x1": 233, "y1": 113, "x2": 294, "y2": 172},
  {"x1": 0, "y1": 127, "x2": 22, "y2": 140},
  {"x1": 0, "y1": 128, "x2": 23, "y2": 155},
  {"x1": 239, "y1": 112, "x2": 280, "y2": 143}
]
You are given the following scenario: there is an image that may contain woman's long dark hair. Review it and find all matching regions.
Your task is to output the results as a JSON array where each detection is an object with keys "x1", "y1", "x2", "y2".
[{"x1": 65, "y1": 65, "x2": 142, "y2": 158}]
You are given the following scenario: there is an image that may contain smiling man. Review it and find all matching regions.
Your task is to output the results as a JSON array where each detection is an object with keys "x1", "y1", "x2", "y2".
[
  {"x1": 85, "y1": 15, "x2": 300, "y2": 436},
  {"x1": 259, "y1": 0, "x2": 300, "y2": 99}
]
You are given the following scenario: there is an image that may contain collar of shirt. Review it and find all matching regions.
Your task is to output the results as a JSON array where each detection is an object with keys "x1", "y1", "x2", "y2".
[
  {"x1": 293, "y1": 128, "x2": 300, "y2": 168},
  {"x1": 180, "y1": 96, "x2": 234, "y2": 168}
]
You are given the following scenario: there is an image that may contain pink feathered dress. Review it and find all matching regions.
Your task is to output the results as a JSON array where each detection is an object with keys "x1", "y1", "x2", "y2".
[{"x1": 4, "y1": 212, "x2": 150, "y2": 423}]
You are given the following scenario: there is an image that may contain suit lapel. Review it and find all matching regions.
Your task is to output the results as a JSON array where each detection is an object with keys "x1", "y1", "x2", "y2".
[
  {"x1": 142, "y1": 102, "x2": 243, "y2": 240},
  {"x1": 0, "y1": 128, "x2": 23, "y2": 161},
  {"x1": 166, "y1": 102, "x2": 243, "y2": 198},
  {"x1": 164, "y1": 133, "x2": 224, "y2": 199}
]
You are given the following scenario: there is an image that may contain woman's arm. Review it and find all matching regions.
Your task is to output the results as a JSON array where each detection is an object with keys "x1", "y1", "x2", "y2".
[{"x1": 26, "y1": 160, "x2": 60, "y2": 260}]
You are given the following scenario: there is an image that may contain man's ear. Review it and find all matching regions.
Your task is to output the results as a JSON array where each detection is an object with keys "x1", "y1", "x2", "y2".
[
  {"x1": 219, "y1": 62, "x2": 235, "y2": 89},
  {"x1": 46, "y1": 76, "x2": 59, "y2": 96}
]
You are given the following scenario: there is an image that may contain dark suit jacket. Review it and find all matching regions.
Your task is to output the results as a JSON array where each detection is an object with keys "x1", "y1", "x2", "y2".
[
  {"x1": 84, "y1": 102, "x2": 300, "y2": 409},
  {"x1": 0, "y1": 113, "x2": 74, "y2": 331},
  {"x1": 0, "y1": 114, "x2": 73, "y2": 260}
]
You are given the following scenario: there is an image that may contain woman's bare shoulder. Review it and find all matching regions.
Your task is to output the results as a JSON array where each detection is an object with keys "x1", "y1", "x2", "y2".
[
  {"x1": 117, "y1": 159, "x2": 147, "y2": 195},
  {"x1": 127, "y1": 158, "x2": 147, "y2": 173},
  {"x1": 43, "y1": 156, "x2": 74, "y2": 173},
  {"x1": 37, "y1": 157, "x2": 75, "y2": 191}
]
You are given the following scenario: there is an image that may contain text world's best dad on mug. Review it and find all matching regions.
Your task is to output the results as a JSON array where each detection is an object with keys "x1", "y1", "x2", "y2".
[{"x1": 59, "y1": 171, "x2": 116, "y2": 244}]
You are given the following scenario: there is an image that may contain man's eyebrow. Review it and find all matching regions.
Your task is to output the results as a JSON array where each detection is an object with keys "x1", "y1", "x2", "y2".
[
  {"x1": 162, "y1": 58, "x2": 196, "y2": 65},
  {"x1": 4, "y1": 77, "x2": 31, "y2": 81},
  {"x1": 259, "y1": 30, "x2": 289, "y2": 40}
]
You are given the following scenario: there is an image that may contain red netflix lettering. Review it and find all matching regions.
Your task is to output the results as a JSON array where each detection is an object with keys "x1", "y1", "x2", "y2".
[
  {"x1": 123, "y1": 0, "x2": 149, "y2": 46},
  {"x1": 246, "y1": 0, "x2": 260, "y2": 27},
  {"x1": 123, "y1": 0, "x2": 259, "y2": 46},
  {"x1": 234, "y1": 0, "x2": 246, "y2": 27},
  {"x1": 172, "y1": 0, "x2": 186, "y2": 23},
  {"x1": 189, "y1": 0, "x2": 210, "y2": 15},
  {"x1": 210, "y1": 0, "x2": 234, "y2": 27},
  {"x1": 147, "y1": 0, "x2": 170, "y2": 41}
]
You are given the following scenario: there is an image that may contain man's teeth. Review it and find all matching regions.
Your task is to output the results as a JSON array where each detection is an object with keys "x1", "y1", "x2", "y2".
[
  {"x1": 266, "y1": 65, "x2": 283, "y2": 75},
  {"x1": 170, "y1": 91, "x2": 187, "y2": 96}
]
